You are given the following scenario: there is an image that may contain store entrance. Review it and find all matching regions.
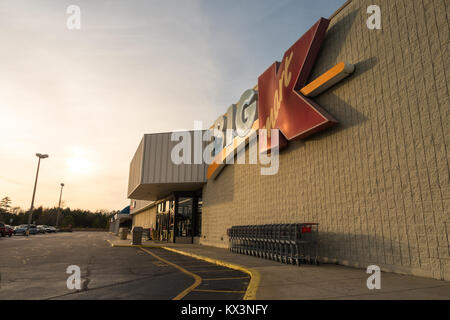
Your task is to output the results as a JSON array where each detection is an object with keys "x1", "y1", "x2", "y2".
[
  {"x1": 154, "y1": 191, "x2": 202, "y2": 243},
  {"x1": 174, "y1": 191, "x2": 202, "y2": 244}
]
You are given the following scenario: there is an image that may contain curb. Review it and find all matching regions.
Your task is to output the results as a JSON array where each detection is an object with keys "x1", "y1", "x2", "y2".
[
  {"x1": 106, "y1": 239, "x2": 161, "y2": 248},
  {"x1": 162, "y1": 246, "x2": 260, "y2": 300}
]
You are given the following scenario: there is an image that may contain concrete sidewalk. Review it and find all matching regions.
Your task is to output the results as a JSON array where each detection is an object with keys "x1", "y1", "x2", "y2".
[{"x1": 107, "y1": 235, "x2": 450, "y2": 300}]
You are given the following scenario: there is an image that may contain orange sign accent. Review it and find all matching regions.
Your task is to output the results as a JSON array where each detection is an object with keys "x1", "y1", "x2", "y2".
[
  {"x1": 300, "y1": 62, "x2": 355, "y2": 97},
  {"x1": 207, "y1": 120, "x2": 259, "y2": 180}
]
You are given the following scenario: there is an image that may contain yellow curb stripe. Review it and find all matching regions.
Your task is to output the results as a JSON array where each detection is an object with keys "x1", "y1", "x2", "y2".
[
  {"x1": 188, "y1": 269, "x2": 238, "y2": 273},
  {"x1": 139, "y1": 247, "x2": 202, "y2": 300},
  {"x1": 192, "y1": 289, "x2": 246, "y2": 294},
  {"x1": 161, "y1": 246, "x2": 260, "y2": 300}
]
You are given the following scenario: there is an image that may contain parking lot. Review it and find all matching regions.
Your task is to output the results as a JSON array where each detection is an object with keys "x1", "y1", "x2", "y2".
[{"x1": 0, "y1": 232, "x2": 249, "y2": 300}]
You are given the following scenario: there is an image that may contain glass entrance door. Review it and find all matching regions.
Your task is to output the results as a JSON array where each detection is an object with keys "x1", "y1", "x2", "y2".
[
  {"x1": 176, "y1": 197, "x2": 193, "y2": 237},
  {"x1": 195, "y1": 197, "x2": 202, "y2": 238},
  {"x1": 174, "y1": 192, "x2": 202, "y2": 243}
]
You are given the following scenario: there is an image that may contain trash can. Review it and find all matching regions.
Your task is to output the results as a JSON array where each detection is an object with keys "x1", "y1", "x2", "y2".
[
  {"x1": 132, "y1": 226, "x2": 143, "y2": 245},
  {"x1": 119, "y1": 227, "x2": 128, "y2": 240}
]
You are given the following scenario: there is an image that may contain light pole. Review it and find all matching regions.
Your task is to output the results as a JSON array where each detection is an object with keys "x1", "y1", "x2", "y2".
[
  {"x1": 55, "y1": 183, "x2": 64, "y2": 227},
  {"x1": 27, "y1": 153, "x2": 49, "y2": 236}
]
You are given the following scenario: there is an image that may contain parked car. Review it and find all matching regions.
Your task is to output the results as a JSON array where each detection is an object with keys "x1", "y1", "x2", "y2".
[
  {"x1": 37, "y1": 225, "x2": 47, "y2": 234},
  {"x1": 4, "y1": 225, "x2": 14, "y2": 237},
  {"x1": 46, "y1": 226, "x2": 57, "y2": 233},
  {"x1": 14, "y1": 225, "x2": 28, "y2": 235},
  {"x1": 0, "y1": 221, "x2": 6, "y2": 237},
  {"x1": 29, "y1": 225, "x2": 38, "y2": 235},
  {"x1": 14, "y1": 224, "x2": 38, "y2": 235}
]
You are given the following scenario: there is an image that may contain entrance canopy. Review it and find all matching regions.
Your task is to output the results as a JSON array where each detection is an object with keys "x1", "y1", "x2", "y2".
[{"x1": 128, "y1": 131, "x2": 208, "y2": 201}]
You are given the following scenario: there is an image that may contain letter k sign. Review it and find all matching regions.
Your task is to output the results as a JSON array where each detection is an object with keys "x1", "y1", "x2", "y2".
[{"x1": 258, "y1": 18, "x2": 338, "y2": 153}]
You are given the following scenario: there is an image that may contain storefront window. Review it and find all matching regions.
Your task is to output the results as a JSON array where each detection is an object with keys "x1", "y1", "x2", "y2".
[{"x1": 155, "y1": 199, "x2": 174, "y2": 241}]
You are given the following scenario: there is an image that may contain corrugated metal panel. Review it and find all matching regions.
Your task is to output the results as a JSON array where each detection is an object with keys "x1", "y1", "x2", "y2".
[
  {"x1": 127, "y1": 137, "x2": 144, "y2": 196},
  {"x1": 127, "y1": 131, "x2": 209, "y2": 200},
  {"x1": 130, "y1": 199, "x2": 155, "y2": 215},
  {"x1": 141, "y1": 131, "x2": 208, "y2": 184},
  {"x1": 160, "y1": 133, "x2": 169, "y2": 182}
]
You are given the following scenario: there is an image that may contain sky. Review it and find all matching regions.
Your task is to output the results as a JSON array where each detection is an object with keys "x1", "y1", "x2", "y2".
[{"x1": 0, "y1": 0, "x2": 344, "y2": 211}]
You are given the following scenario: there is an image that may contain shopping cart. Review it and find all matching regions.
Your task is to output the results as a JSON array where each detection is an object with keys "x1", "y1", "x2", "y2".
[{"x1": 227, "y1": 223, "x2": 320, "y2": 266}]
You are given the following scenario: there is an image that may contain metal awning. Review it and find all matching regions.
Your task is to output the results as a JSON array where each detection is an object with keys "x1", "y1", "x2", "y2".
[{"x1": 128, "y1": 131, "x2": 208, "y2": 201}]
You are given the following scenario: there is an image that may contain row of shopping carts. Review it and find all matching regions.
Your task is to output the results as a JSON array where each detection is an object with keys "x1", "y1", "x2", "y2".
[{"x1": 227, "y1": 223, "x2": 319, "y2": 266}]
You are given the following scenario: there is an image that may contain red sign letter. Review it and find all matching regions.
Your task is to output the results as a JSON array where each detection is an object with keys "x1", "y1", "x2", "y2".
[{"x1": 257, "y1": 18, "x2": 337, "y2": 153}]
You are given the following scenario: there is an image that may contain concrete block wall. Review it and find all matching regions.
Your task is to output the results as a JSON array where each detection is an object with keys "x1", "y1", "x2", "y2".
[{"x1": 201, "y1": 0, "x2": 449, "y2": 280}]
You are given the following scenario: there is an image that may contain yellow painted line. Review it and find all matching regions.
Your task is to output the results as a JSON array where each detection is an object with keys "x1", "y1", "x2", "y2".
[
  {"x1": 192, "y1": 289, "x2": 246, "y2": 294},
  {"x1": 161, "y1": 246, "x2": 261, "y2": 300},
  {"x1": 139, "y1": 247, "x2": 202, "y2": 300},
  {"x1": 107, "y1": 239, "x2": 258, "y2": 299},
  {"x1": 203, "y1": 276, "x2": 250, "y2": 281},
  {"x1": 164, "y1": 264, "x2": 221, "y2": 268},
  {"x1": 188, "y1": 269, "x2": 239, "y2": 273}
]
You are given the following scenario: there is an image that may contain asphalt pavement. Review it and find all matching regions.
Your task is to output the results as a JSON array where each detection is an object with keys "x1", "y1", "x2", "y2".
[{"x1": 0, "y1": 232, "x2": 248, "y2": 300}]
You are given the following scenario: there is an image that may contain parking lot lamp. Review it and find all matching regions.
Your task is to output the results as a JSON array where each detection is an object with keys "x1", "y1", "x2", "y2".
[
  {"x1": 27, "y1": 153, "x2": 49, "y2": 236},
  {"x1": 55, "y1": 183, "x2": 64, "y2": 227}
]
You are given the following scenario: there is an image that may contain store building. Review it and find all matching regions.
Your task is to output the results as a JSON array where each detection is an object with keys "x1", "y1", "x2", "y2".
[
  {"x1": 109, "y1": 206, "x2": 132, "y2": 235},
  {"x1": 128, "y1": 131, "x2": 207, "y2": 243},
  {"x1": 128, "y1": 0, "x2": 449, "y2": 281}
]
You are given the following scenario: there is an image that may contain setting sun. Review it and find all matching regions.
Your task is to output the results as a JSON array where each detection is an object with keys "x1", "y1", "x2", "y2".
[{"x1": 66, "y1": 156, "x2": 92, "y2": 174}]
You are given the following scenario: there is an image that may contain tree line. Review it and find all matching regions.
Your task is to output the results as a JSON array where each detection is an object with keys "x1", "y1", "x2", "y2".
[{"x1": 0, "y1": 197, "x2": 114, "y2": 229}]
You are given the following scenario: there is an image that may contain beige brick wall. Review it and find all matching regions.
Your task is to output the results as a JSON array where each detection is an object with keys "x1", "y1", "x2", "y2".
[{"x1": 201, "y1": 0, "x2": 449, "y2": 280}]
